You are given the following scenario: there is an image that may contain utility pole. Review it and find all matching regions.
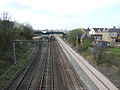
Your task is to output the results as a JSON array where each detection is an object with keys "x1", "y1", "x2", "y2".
[
  {"x1": 13, "y1": 42, "x2": 17, "y2": 64},
  {"x1": 12, "y1": 40, "x2": 38, "y2": 64}
]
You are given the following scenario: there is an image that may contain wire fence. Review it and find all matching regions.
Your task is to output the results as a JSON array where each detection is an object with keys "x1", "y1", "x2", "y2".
[{"x1": 89, "y1": 47, "x2": 120, "y2": 67}]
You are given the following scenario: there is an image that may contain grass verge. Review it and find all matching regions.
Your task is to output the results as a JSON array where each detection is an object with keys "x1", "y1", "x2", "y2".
[{"x1": 105, "y1": 47, "x2": 120, "y2": 68}]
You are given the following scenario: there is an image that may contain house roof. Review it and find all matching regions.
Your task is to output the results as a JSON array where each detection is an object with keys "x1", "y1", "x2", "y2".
[
  {"x1": 87, "y1": 33, "x2": 92, "y2": 38},
  {"x1": 84, "y1": 28, "x2": 90, "y2": 33},
  {"x1": 81, "y1": 34, "x2": 86, "y2": 39},
  {"x1": 84, "y1": 27, "x2": 120, "y2": 33},
  {"x1": 93, "y1": 28, "x2": 108, "y2": 32},
  {"x1": 108, "y1": 28, "x2": 120, "y2": 33}
]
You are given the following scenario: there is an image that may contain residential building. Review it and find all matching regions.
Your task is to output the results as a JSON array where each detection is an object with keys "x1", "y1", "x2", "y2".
[
  {"x1": 116, "y1": 33, "x2": 120, "y2": 42},
  {"x1": 102, "y1": 27, "x2": 120, "y2": 42}
]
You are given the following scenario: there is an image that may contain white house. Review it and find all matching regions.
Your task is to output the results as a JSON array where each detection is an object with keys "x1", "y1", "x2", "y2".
[{"x1": 89, "y1": 28, "x2": 96, "y2": 35}]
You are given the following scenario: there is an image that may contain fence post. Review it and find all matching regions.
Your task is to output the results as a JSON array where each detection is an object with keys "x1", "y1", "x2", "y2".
[{"x1": 13, "y1": 42, "x2": 17, "y2": 64}]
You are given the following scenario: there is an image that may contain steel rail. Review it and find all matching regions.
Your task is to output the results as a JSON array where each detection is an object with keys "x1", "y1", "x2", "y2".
[
  {"x1": 55, "y1": 40, "x2": 86, "y2": 89},
  {"x1": 7, "y1": 47, "x2": 40, "y2": 90},
  {"x1": 39, "y1": 43, "x2": 51, "y2": 90},
  {"x1": 49, "y1": 41, "x2": 54, "y2": 90},
  {"x1": 57, "y1": 37, "x2": 118, "y2": 90},
  {"x1": 15, "y1": 47, "x2": 41, "y2": 90},
  {"x1": 54, "y1": 40, "x2": 85, "y2": 90}
]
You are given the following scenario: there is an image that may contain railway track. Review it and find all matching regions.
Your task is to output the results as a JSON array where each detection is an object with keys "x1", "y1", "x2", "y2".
[
  {"x1": 7, "y1": 37, "x2": 86, "y2": 90},
  {"x1": 39, "y1": 42, "x2": 54, "y2": 90},
  {"x1": 7, "y1": 46, "x2": 42, "y2": 90},
  {"x1": 57, "y1": 37, "x2": 118, "y2": 90},
  {"x1": 53, "y1": 38, "x2": 86, "y2": 90},
  {"x1": 29, "y1": 42, "x2": 49, "y2": 90}
]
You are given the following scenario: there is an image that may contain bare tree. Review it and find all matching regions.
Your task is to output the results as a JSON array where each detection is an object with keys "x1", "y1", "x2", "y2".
[{"x1": 2, "y1": 12, "x2": 11, "y2": 20}]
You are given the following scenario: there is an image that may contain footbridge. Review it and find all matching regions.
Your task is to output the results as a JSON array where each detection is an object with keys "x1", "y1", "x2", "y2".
[{"x1": 34, "y1": 31, "x2": 65, "y2": 35}]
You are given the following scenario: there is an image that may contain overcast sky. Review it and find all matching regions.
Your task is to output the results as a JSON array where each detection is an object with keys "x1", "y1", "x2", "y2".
[{"x1": 0, "y1": 0, "x2": 120, "y2": 30}]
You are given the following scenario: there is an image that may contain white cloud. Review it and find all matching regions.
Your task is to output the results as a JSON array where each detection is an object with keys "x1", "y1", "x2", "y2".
[
  {"x1": 112, "y1": 13, "x2": 120, "y2": 25},
  {"x1": 113, "y1": 13, "x2": 120, "y2": 18},
  {"x1": 0, "y1": 0, "x2": 120, "y2": 29},
  {"x1": 17, "y1": 0, "x2": 120, "y2": 15}
]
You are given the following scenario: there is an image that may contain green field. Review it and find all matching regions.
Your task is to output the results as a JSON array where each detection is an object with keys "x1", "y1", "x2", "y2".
[
  {"x1": 106, "y1": 47, "x2": 120, "y2": 55},
  {"x1": 105, "y1": 47, "x2": 120, "y2": 68}
]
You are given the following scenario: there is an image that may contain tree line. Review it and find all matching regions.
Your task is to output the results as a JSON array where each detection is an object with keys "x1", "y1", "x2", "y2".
[{"x1": 0, "y1": 12, "x2": 34, "y2": 73}]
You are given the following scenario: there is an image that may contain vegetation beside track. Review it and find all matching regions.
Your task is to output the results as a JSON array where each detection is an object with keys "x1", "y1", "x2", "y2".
[
  {"x1": 0, "y1": 12, "x2": 35, "y2": 88},
  {"x1": 63, "y1": 28, "x2": 120, "y2": 88},
  {"x1": 104, "y1": 47, "x2": 120, "y2": 68},
  {"x1": 0, "y1": 12, "x2": 34, "y2": 74},
  {"x1": 64, "y1": 28, "x2": 120, "y2": 68},
  {"x1": 0, "y1": 47, "x2": 34, "y2": 88},
  {"x1": 66, "y1": 28, "x2": 84, "y2": 46}
]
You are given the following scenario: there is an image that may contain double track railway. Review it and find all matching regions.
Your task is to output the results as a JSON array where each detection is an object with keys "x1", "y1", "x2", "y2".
[{"x1": 6, "y1": 36, "x2": 86, "y2": 90}]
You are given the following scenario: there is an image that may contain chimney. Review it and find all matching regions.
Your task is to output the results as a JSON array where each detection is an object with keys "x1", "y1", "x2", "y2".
[{"x1": 113, "y1": 26, "x2": 116, "y2": 29}]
